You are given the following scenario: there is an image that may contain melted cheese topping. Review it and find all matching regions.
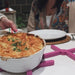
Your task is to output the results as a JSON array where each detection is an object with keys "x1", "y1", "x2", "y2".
[{"x1": 0, "y1": 33, "x2": 44, "y2": 58}]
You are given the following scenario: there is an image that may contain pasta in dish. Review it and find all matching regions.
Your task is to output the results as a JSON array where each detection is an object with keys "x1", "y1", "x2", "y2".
[{"x1": 0, "y1": 33, "x2": 44, "y2": 58}]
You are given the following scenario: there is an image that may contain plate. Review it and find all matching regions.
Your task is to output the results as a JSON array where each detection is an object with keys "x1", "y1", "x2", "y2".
[
  {"x1": 0, "y1": 28, "x2": 23, "y2": 35},
  {"x1": 2, "y1": 28, "x2": 23, "y2": 32},
  {"x1": 29, "y1": 29, "x2": 66, "y2": 40}
]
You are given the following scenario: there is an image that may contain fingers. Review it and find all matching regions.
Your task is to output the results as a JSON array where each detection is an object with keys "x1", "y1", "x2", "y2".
[
  {"x1": 9, "y1": 22, "x2": 18, "y2": 32},
  {"x1": 1, "y1": 17, "x2": 18, "y2": 32},
  {"x1": 4, "y1": 19, "x2": 17, "y2": 32}
]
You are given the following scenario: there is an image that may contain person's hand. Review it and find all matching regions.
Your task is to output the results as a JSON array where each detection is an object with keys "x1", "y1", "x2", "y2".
[{"x1": 0, "y1": 17, "x2": 17, "y2": 32}]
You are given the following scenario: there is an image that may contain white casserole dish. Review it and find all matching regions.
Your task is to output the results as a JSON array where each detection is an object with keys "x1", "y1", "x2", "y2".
[{"x1": 0, "y1": 31, "x2": 46, "y2": 73}]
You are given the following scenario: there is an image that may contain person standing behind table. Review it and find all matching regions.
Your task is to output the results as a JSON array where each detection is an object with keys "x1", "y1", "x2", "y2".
[
  {"x1": 27, "y1": 0, "x2": 69, "y2": 32},
  {"x1": 0, "y1": 13, "x2": 17, "y2": 32}
]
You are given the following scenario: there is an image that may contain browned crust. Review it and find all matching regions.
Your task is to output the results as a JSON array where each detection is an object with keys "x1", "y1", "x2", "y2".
[{"x1": 0, "y1": 33, "x2": 45, "y2": 58}]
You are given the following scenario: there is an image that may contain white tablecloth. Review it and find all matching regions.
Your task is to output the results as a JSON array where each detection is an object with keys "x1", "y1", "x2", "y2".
[{"x1": 0, "y1": 33, "x2": 75, "y2": 75}]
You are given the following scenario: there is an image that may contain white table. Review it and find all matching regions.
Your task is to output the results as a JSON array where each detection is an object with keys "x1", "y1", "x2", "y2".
[{"x1": 0, "y1": 33, "x2": 75, "y2": 75}]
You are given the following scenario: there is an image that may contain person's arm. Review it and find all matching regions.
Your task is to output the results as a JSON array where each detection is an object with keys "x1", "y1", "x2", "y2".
[
  {"x1": 69, "y1": 1, "x2": 75, "y2": 33},
  {"x1": 0, "y1": 13, "x2": 17, "y2": 32},
  {"x1": 40, "y1": 12, "x2": 45, "y2": 29},
  {"x1": 27, "y1": 9, "x2": 36, "y2": 32}
]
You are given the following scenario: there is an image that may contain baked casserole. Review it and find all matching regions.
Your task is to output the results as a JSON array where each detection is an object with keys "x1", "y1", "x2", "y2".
[{"x1": 0, "y1": 33, "x2": 44, "y2": 58}]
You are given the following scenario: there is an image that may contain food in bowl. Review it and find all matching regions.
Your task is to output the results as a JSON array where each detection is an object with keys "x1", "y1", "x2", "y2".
[
  {"x1": 0, "y1": 33, "x2": 44, "y2": 58},
  {"x1": 0, "y1": 32, "x2": 46, "y2": 73}
]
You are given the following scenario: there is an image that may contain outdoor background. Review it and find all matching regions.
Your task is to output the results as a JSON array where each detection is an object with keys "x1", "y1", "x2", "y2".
[{"x1": 0, "y1": 0, "x2": 33, "y2": 28}]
